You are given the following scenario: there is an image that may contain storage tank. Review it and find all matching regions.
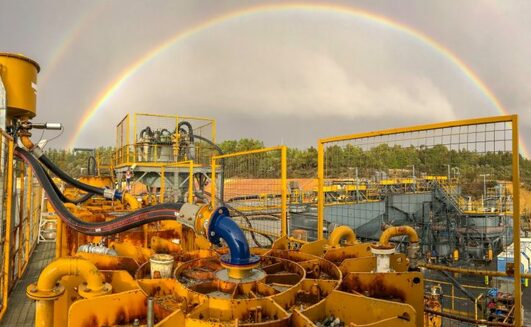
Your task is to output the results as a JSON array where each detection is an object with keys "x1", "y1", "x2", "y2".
[{"x1": 0, "y1": 53, "x2": 40, "y2": 119}]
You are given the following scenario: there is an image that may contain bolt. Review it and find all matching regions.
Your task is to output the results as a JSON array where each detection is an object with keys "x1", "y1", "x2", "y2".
[
  {"x1": 210, "y1": 231, "x2": 215, "y2": 236},
  {"x1": 218, "y1": 209, "x2": 223, "y2": 214}
]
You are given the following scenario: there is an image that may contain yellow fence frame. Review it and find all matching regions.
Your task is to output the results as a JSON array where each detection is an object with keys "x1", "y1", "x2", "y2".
[
  {"x1": 317, "y1": 114, "x2": 522, "y2": 326},
  {"x1": 0, "y1": 130, "x2": 44, "y2": 320},
  {"x1": 114, "y1": 113, "x2": 217, "y2": 168},
  {"x1": 211, "y1": 146, "x2": 288, "y2": 237}
]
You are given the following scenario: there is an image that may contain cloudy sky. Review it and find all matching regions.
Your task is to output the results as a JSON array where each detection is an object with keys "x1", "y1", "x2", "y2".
[{"x1": 1, "y1": 0, "x2": 530, "y2": 154}]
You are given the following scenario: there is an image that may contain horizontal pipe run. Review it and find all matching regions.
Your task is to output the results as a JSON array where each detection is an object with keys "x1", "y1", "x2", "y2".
[
  {"x1": 424, "y1": 308, "x2": 513, "y2": 327},
  {"x1": 421, "y1": 263, "x2": 531, "y2": 279}
]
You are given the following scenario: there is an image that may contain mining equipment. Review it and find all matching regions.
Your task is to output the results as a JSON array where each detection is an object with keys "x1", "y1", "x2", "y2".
[{"x1": 0, "y1": 52, "x2": 525, "y2": 326}]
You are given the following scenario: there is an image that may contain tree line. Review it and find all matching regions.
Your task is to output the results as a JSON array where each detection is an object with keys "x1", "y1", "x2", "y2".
[{"x1": 43, "y1": 139, "x2": 531, "y2": 189}]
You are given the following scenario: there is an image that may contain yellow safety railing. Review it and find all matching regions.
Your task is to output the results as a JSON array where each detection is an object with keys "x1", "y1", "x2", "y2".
[
  {"x1": 211, "y1": 146, "x2": 288, "y2": 245},
  {"x1": 317, "y1": 115, "x2": 522, "y2": 326},
  {"x1": 0, "y1": 130, "x2": 42, "y2": 319}
]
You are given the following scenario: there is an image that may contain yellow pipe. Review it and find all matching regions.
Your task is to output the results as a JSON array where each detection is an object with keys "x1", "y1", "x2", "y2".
[
  {"x1": 122, "y1": 192, "x2": 140, "y2": 210},
  {"x1": 27, "y1": 257, "x2": 111, "y2": 327},
  {"x1": 328, "y1": 225, "x2": 356, "y2": 247},
  {"x1": 35, "y1": 257, "x2": 107, "y2": 293},
  {"x1": 379, "y1": 225, "x2": 419, "y2": 247}
]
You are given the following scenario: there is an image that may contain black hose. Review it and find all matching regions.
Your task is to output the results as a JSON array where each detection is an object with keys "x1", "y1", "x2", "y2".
[
  {"x1": 177, "y1": 121, "x2": 194, "y2": 142},
  {"x1": 192, "y1": 134, "x2": 225, "y2": 200},
  {"x1": 41, "y1": 166, "x2": 94, "y2": 204},
  {"x1": 38, "y1": 152, "x2": 109, "y2": 196},
  {"x1": 15, "y1": 147, "x2": 182, "y2": 236},
  {"x1": 139, "y1": 126, "x2": 153, "y2": 140}
]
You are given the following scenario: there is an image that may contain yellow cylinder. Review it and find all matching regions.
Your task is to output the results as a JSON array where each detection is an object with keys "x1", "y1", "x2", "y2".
[
  {"x1": 0, "y1": 53, "x2": 40, "y2": 118},
  {"x1": 453, "y1": 248, "x2": 459, "y2": 262}
]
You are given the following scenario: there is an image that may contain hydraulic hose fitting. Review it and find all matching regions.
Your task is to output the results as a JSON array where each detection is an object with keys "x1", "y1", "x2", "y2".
[
  {"x1": 207, "y1": 207, "x2": 260, "y2": 279},
  {"x1": 103, "y1": 188, "x2": 122, "y2": 201}
]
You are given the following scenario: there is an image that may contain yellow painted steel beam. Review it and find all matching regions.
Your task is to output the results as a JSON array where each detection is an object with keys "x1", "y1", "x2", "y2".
[
  {"x1": 0, "y1": 137, "x2": 14, "y2": 320},
  {"x1": 212, "y1": 146, "x2": 285, "y2": 160},
  {"x1": 211, "y1": 157, "x2": 216, "y2": 208},
  {"x1": 188, "y1": 161, "x2": 194, "y2": 204},
  {"x1": 317, "y1": 141, "x2": 324, "y2": 240},
  {"x1": 281, "y1": 146, "x2": 287, "y2": 237},
  {"x1": 319, "y1": 115, "x2": 515, "y2": 144},
  {"x1": 512, "y1": 115, "x2": 522, "y2": 327},
  {"x1": 160, "y1": 166, "x2": 165, "y2": 203}
]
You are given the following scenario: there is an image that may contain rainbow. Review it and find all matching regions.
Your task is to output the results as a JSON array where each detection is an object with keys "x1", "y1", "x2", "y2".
[
  {"x1": 66, "y1": 2, "x2": 526, "y2": 156},
  {"x1": 39, "y1": 2, "x2": 109, "y2": 86}
]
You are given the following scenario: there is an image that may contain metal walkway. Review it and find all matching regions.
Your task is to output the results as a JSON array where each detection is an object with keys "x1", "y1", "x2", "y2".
[{"x1": 0, "y1": 242, "x2": 55, "y2": 327}]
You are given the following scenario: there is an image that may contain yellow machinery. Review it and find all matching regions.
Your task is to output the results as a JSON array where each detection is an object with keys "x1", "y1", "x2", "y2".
[{"x1": 0, "y1": 52, "x2": 524, "y2": 326}]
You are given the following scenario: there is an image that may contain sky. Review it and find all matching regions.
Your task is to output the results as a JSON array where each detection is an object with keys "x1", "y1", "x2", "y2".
[{"x1": 1, "y1": 0, "x2": 531, "y2": 155}]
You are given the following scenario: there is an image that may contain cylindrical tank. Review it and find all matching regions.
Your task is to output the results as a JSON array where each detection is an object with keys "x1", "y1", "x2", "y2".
[{"x1": 0, "y1": 53, "x2": 40, "y2": 118}]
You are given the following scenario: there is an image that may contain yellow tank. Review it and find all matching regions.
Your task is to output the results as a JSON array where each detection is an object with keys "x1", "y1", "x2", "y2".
[{"x1": 0, "y1": 53, "x2": 40, "y2": 119}]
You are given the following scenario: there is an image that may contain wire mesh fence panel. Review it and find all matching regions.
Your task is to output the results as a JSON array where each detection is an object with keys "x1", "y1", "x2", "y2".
[
  {"x1": 317, "y1": 115, "x2": 522, "y2": 325},
  {"x1": 177, "y1": 116, "x2": 216, "y2": 166},
  {"x1": 212, "y1": 147, "x2": 287, "y2": 248}
]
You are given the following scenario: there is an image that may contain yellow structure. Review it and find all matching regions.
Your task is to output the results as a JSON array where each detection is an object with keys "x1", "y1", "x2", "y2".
[
  {"x1": 0, "y1": 53, "x2": 40, "y2": 118},
  {"x1": 0, "y1": 52, "x2": 524, "y2": 326}
]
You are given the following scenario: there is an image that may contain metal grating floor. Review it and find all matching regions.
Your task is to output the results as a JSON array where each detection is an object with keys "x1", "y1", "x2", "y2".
[{"x1": 0, "y1": 242, "x2": 55, "y2": 327}]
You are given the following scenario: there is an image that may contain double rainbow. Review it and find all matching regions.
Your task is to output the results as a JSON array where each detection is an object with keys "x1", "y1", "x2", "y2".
[{"x1": 64, "y1": 3, "x2": 523, "y2": 156}]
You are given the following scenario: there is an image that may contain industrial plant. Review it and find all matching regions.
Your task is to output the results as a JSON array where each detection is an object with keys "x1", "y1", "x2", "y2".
[{"x1": 0, "y1": 52, "x2": 527, "y2": 327}]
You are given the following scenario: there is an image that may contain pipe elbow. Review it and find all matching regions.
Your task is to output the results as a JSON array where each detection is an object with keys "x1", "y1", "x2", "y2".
[
  {"x1": 36, "y1": 257, "x2": 109, "y2": 296},
  {"x1": 122, "y1": 192, "x2": 140, "y2": 210},
  {"x1": 328, "y1": 226, "x2": 356, "y2": 248},
  {"x1": 379, "y1": 226, "x2": 419, "y2": 247},
  {"x1": 208, "y1": 207, "x2": 259, "y2": 266}
]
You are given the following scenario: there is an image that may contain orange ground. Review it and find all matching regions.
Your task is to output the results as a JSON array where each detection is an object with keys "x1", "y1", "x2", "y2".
[{"x1": 212, "y1": 178, "x2": 317, "y2": 199}]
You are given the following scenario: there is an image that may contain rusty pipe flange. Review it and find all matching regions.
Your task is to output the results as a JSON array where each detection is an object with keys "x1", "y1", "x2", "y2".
[{"x1": 26, "y1": 282, "x2": 65, "y2": 301}]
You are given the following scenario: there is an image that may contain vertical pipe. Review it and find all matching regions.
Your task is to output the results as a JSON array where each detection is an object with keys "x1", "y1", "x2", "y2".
[
  {"x1": 133, "y1": 113, "x2": 137, "y2": 165},
  {"x1": 0, "y1": 139, "x2": 14, "y2": 320},
  {"x1": 147, "y1": 297, "x2": 154, "y2": 327},
  {"x1": 317, "y1": 141, "x2": 324, "y2": 240},
  {"x1": 281, "y1": 146, "x2": 287, "y2": 237},
  {"x1": 512, "y1": 115, "x2": 522, "y2": 327},
  {"x1": 35, "y1": 300, "x2": 54, "y2": 327},
  {"x1": 211, "y1": 158, "x2": 216, "y2": 208},
  {"x1": 188, "y1": 161, "x2": 193, "y2": 204}
]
